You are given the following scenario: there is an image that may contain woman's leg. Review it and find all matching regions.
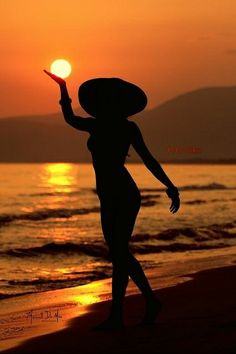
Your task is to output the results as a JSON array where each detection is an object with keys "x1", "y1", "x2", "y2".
[
  {"x1": 127, "y1": 252, "x2": 155, "y2": 302},
  {"x1": 113, "y1": 202, "x2": 162, "y2": 323},
  {"x1": 99, "y1": 203, "x2": 129, "y2": 326},
  {"x1": 127, "y1": 252, "x2": 162, "y2": 324},
  {"x1": 99, "y1": 200, "x2": 161, "y2": 327},
  {"x1": 109, "y1": 236, "x2": 129, "y2": 323}
]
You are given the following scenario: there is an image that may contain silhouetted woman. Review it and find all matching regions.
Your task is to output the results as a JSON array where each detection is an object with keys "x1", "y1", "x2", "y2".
[{"x1": 44, "y1": 70, "x2": 180, "y2": 329}]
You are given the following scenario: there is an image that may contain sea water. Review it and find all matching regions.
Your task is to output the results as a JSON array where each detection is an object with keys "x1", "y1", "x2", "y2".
[{"x1": 0, "y1": 163, "x2": 235, "y2": 298}]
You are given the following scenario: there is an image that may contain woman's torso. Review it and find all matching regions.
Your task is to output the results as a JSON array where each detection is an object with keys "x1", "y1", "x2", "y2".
[{"x1": 87, "y1": 119, "x2": 141, "y2": 203}]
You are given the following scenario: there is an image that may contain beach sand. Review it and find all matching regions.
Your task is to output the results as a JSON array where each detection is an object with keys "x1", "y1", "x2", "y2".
[{"x1": 1, "y1": 248, "x2": 236, "y2": 354}]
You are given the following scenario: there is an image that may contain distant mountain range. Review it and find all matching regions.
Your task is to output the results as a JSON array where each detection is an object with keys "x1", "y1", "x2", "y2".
[{"x1": 0, "y1": 86, "x2": 235, "y2": 163}]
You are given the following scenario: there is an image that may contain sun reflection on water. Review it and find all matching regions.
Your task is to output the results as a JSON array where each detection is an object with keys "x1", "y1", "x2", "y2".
[
  {"x1": 70, "y1": 280, "x2": 110, "y2": 306},
  {"x1": 42, "y1": 163, "x2": 77, "y2": 193},
  {"x1": 73, "y1": 294, "x2": 101, "y2": 305}
]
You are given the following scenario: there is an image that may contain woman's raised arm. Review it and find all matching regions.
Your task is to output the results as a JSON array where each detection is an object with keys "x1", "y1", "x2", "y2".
[{"x1": 44, "y1": 70, "x2": 94, "y2": 133}]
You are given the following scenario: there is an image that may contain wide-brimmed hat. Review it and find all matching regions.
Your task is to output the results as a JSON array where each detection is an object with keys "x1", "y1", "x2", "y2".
[{"x1": 78, "y1": 78, "x2": 147, "y2": 118}]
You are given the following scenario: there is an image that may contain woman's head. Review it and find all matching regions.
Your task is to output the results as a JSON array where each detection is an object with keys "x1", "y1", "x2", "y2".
[{"x1": 78, "y1": 78, "x2": 147, "y2": 119}]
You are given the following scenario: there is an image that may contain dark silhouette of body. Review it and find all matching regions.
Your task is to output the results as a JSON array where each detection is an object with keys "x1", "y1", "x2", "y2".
[{"x1": 44, "y1": 70, "x2": 180, "y2": 330}]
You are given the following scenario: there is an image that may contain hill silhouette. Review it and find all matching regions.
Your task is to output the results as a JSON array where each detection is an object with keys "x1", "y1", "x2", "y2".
[
  {"x1": 0, "y1": 86, "x2": 235, "y2": 162},
  {"x1": 134, "y1": 86, "x2": 236, "y2": 162}
]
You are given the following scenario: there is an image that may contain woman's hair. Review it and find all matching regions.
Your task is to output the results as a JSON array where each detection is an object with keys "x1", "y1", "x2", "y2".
[{"x1": 78, "y1": 77, "x2": 147, "y2": 118}]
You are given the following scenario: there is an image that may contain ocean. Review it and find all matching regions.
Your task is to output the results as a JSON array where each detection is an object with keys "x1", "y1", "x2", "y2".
[{"x1": 0, "y1": 163, "x2": 235, "y2": 299}]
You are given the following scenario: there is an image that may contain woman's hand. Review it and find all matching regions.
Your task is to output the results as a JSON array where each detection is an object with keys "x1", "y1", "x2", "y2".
[
  {"x1": 43, "y1": 69, "x2": 66, "y2": 86},
  {"x1": 166, "y1": 186, "x2": 180, "y2": 213}
]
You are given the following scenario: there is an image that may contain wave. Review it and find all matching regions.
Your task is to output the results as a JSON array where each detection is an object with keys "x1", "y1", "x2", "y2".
[
  {"x1": 184, "y1": 198, "x2": 236, "y2": 204},
  {"x1": 179, "y1": 183, "x2": 229, "y2": 191},
  {"x1": 133, "y1": 222, "x2": 236, "y2": 242},
  {"x1": 19, "y1": 183, "x2": 234, "y2": 199},
  {"x1": 140, "y1": 194, "x2": 160, "y2": 207},
  {"x1": 185, "y1": 199, "x2": 207, "y2": 205},
  {"x1": 4, "y1": 242, "x2": 108, "y2": 259},
  {"x1": 141, "y1": 200, "x2": 158, "y2": 207},
  {"x1": 0, "y1": 206, "x2": 100, "y2": 227},
  {"x1": 141, "y1": 183, "x2": 234, "y2": 193},
  {"x1": 23, "y1": 239, "x2": 229, "y2": 256},
  {"x1": 0, "y1": 270, "x2": 111, "y2": 300},
  {"x1": 26, "y1": 190, "x2": 83, "y2": 197},
  {"x1": 0, "y1": 291, "x2": 35, "y2": 300},
  {"x1": 132, "y1": 242, "x2": 229, "y2": 254},
  {"x1": 8, "y1": 270, "x2": 109, "y2": 286},
  {"x1": 2, "y1": 221, "x2": 235, "y2": 259},
  {"x1": 4, "y1": 184, "x2": 229, "y2": 227}
]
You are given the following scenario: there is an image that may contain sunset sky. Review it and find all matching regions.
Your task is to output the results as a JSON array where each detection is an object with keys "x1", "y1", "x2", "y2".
[{"x1": 1, "y1": 0, "x2": 236, "y2": 117}]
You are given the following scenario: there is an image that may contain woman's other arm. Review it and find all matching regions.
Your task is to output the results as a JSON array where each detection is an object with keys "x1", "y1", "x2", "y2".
[
  {"x1": 130, "y1": 122, "x2": 180, "y2": 213},
  {"x1": 130, "y1": 122, "x2": 175, "y2": 188}
]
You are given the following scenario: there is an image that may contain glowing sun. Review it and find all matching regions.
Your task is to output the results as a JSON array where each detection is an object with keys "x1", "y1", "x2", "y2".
[{"x1": 50, "y1": 59, "x2": 72, "y2": 78}]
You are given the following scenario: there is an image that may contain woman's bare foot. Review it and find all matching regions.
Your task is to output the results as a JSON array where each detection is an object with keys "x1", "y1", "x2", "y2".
[{"x1": 141, "y1": 298, "x2": 162, "y2": 325}]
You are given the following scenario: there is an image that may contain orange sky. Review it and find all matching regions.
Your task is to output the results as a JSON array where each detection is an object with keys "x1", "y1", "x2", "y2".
[{"x1": 1, "y1": 0, "x2": 236, "y2": 117}]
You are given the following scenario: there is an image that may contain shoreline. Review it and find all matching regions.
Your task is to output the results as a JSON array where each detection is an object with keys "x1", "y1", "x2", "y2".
[
  {"x1": 0, "y1": 161, "x2": 236, "y2": 164},
  {"x1": 1, "y1": 248, "x2": 236, "y2": 353},
  {"x1": 1, "y1": 245, "x2": 236, "y2": 303}
]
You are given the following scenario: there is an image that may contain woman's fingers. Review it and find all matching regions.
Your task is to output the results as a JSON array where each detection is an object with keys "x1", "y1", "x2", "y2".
[
  {"x1": 43, "y1": 69, "x2": 65, "y2": 85},
  {"x1": 43, "y1": 69, "x2": 57, "y2": 80},
  {"x1": 166, "y1": 187, "x2": 180, "y2": 213},
  {"x1": 43, "y1": 69, "x2": 55, "y2": 78},
  {"x1": 169, "y1": 197, "x2": 180, "y2": 213},
  {"x1": 170, "y1": 202, "x2": 176, "y2": 213},
  {"x1": 43, "y1": 69, "x2": 55, "y2": 79}
]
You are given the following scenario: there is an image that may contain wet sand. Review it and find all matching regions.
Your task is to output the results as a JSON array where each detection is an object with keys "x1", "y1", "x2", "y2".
[{"x1": 1, "y1": 250, "x2": 236, "y2": 354}]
